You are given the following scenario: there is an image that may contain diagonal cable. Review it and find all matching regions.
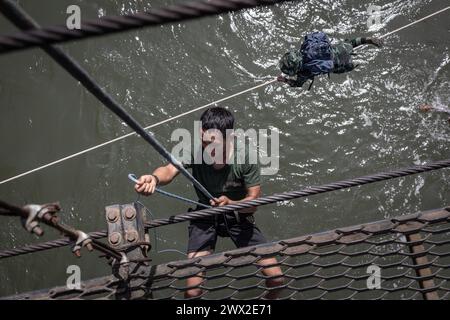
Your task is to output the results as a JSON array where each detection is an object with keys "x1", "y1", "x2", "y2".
[{"x1": 0, "y1": 0, "x2": 214, "y2": 201}]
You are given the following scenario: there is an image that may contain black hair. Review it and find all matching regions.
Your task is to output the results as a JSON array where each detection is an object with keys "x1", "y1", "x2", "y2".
[{"x1": 200, "y1": 107, "x2": 234, "y2": 137}]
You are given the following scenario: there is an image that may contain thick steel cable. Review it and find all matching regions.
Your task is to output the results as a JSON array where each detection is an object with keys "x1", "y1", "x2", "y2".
[
  {"x1": 0, "y1": 2, "x2": 448, "y2": 55},
  {"x1": 0, "y1": 231, "x2": 108, "y2": 259},
  {"x1": 1, "y1": 159, "x2": 449, "y2": 259},
  {"x1": 0, "y1": 202, "x2": 121, "y2": 260},
  {"x1": 0, "y1": 0, "x2": 293, "y2": 54},
  {"x1": 0, "y1": 200, "x2": 26, "y2": 217},
  {"x1": 143, "y1": 159, "x2": 450, "y2": 227},
  {"x1": 0, "y1": 0, "x2": 215, "y2": 202},
  {"x1": 0, "y1": 209, "x2": 17, "y2": 217}
]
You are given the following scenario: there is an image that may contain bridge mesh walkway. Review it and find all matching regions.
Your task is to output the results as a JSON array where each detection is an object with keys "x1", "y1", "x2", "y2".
[{"x1": 6, "y1": 206, "x2": 449, "y2": 300}]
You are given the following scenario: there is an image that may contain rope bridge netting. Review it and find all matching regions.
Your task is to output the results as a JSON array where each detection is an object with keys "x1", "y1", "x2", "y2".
[{"x1": 3, "y1": 206, "x2": 450, "y2": 300}]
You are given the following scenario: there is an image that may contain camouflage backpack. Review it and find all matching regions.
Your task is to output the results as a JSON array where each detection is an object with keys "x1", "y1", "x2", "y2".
[{"x1": 299, "y1": 32, "x2": 334, "y2": 89}]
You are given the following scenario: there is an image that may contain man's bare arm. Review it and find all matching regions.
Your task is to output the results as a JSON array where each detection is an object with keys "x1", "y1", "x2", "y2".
[
  {"x1": 212, "y1": 185, "x2": 261, "y2": 213},
  {"x1": 135, "y1": 163, "x2": 179, "y2": 196}
]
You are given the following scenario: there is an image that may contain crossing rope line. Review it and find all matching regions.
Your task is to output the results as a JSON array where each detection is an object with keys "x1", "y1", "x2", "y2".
[
  {"x1": 1, "y1": 158, "x2": 449, "y2": 259},
  {"x1": 0, "y1": 79, "x2": 275, "y2": 185},
  {"x1": 378, "y1": 6, "x2": 450, "y2": 39},
  {"x1": 0, "y1": 5, "x2": 448, "y2": 186}
]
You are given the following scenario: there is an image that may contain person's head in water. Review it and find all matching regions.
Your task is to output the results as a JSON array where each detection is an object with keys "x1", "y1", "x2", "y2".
[
  {"x1": 200, "y1": 107, "x2": 234, "y2": 165},
  {"x1": 419, "y1": 104, "x2": 433, "y2": 112},
  {"x1": 279, "y1": 50, "x2": 302, "y2": 76}
]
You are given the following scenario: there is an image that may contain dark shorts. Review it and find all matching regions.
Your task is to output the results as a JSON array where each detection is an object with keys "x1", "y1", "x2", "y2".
[
  {"x1": 332, "y1": 42, "x2": 355, "y2": 74},
  {"x1": 187, "y1": 213, "x2": 267, "y2": 253}
]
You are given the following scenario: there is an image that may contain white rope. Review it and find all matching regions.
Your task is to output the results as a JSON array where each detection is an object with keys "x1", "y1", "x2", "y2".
[
  {"x1": 1, "y1": 5, "x2": 449, "y2": 186},
  {"x1": 379, "y1": 6, "x2": 450, "y2": 39},
  {"x1": 0, "y1": 79, "x2": 276, "y2": 185}
]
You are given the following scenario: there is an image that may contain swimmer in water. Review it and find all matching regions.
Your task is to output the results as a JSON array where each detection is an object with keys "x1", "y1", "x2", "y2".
[
  {"x1": 419, "y1": 103, "x2": 450, "y2": 124},
  {"x1": 277, "y1": 32, "x2": 383, "y2": 89}
]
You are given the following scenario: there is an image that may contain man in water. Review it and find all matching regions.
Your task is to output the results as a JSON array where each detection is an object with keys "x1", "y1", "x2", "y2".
[
  {"x1": 277, "y1": 36, "x2": 383, "y2": 87},
  {"x1": 419, "y1": 103, "x2": 450, "y2": 123},
  {"x1": 134, "y1": 107, "x2": 284, "y2": 299}
]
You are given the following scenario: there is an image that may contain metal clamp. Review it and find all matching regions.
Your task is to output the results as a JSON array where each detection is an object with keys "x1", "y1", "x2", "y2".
[
  {"x1": 20, "y1": 204, "x2": 61, "y2": 236},
  {"x1": 118, "y1": 253, "x2": 130, "y2": 280},
  {"x1": 72, "y1": 231, "x2": 93, "y2": 257},
  {"x1": 36, "y1": 204, "x2": 59, "y2": 223},
  {"x1": 21, "y1": 205, "x2": 44, "y2": 236}
]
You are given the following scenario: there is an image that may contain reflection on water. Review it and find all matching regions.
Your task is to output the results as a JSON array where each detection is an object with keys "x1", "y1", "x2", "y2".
[{"x1": 0, "y1": 0, "x2": 449, "y2": 296}]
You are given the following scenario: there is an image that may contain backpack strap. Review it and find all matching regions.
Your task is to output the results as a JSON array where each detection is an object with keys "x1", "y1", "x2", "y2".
[{"x1": 307, "y1": 77, "x2": 315, "y2": 91}]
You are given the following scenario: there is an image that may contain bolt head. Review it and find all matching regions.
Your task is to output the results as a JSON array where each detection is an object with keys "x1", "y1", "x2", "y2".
[
  {"x1": 109, "y1": 232, "x2": 122, "y2": 245},
  {"x1": 125, "y1": 230, "x2": 138, "y2": 242},
  {"x1": 107, "y1": 210, "x2": 119, "y2": 222},
  {"x1": 33, "y1": 227, "x2": 44, "y2": 237},
  {"x1": 124, "y1": 207, "x2": 136, "y2": 220}
]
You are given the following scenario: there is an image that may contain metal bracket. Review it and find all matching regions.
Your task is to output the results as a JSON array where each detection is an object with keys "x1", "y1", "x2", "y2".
[
  {"x1": 105, "y1": 202, "x2": 151, "y2": 299},
  {"x1": 105, "y1": 202, "x2": 152, "y2": 298},
  {"x1": 21, "y1": 205, "x2": 42, "y2": 235},
  {"x1": 105, "y1": 202, "x2": 150, "y2": 253}
]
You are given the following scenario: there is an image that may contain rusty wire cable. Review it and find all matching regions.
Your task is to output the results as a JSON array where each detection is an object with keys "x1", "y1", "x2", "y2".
[
  {"x1": 0, "y1": 0, "x2": 294, "y2": 54},
  {"x1": 0, "y1": 200, "x2": 25, "y2": 216},
  {"x1": 0, "y1": 200, "x2": 122, "y2": 260},
  {"x1": 142, "y1": 159, "x2": 450, "y2": 228},
  {"x1": 0, "y1": 231, "x2": 108, "y2": 259},
  {"x1": 1, "y1": 158, "x2": 449, "y2": 259}
]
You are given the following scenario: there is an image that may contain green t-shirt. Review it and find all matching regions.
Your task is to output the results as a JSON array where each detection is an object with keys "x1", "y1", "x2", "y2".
[{"x1": 184, "y1": 141, "x2": 261, "y2": 205}]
